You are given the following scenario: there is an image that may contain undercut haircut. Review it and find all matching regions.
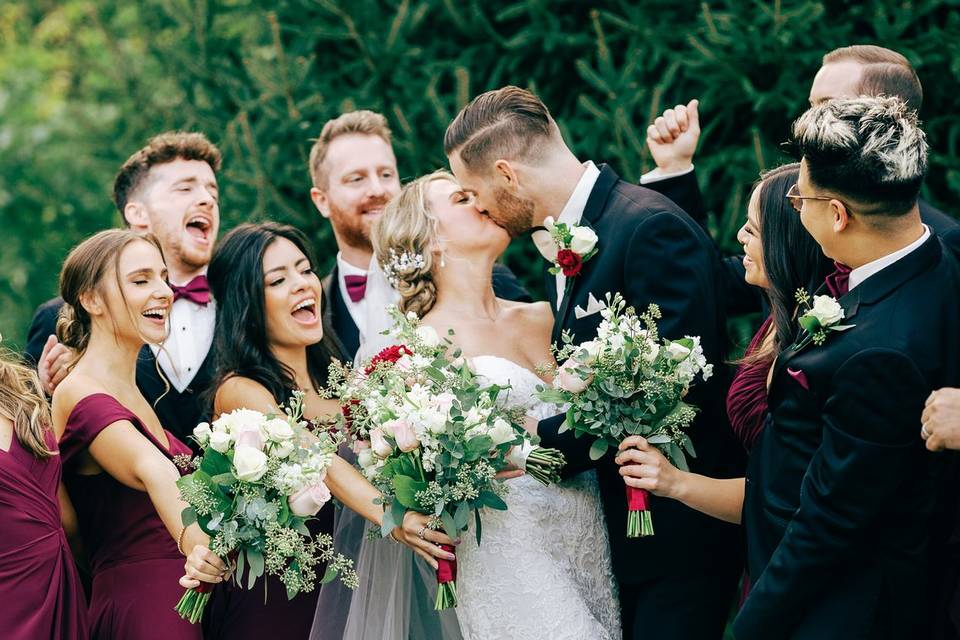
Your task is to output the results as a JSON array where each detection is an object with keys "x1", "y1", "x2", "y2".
[
  {"x1": 823, "y1": 45, "x2": 923, "y2": 111},
  {"x1": 443, "y1": 85, "x2": 553, "y2": 171},
  {"x1": 308, "y1": 110, "x2": 393, "y2": 188},
  {"x1": 792, "y1": 95, "x2": 927, "y2": 216}
]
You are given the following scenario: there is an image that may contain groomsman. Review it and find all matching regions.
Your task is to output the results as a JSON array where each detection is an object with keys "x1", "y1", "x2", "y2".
[
  {"x1": 444, "y1": 86, "x2": 745, "y2": 640},
  {"x1": 734, "y1": 96, "x2": 960, "y2": 639},
  {"x1": 24, "y1": 132, "x2": 222, "y2": 448},
  {"x1": 307, "y1": 110, "x2": 530, "y2": 363}
]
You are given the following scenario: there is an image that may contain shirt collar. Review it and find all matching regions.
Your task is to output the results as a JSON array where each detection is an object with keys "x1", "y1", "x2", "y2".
[
  {"x1": 848, "y1": 225, "x2": 931, "y2": 291},
  {"x1": 555, "y1": 161, "x2": 600, "y2": 227},
  {"x1": 337, "y1": 252, "x2": 370, "y2": 278}
]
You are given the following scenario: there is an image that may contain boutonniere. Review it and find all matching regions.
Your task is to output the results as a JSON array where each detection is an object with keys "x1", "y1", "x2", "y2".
[
  {"x1": 543, "y1": 216, "x2": 598, "y2": 277},
  {"x1": 793, "y1": 289, "x2": 855, "y2": 351}
]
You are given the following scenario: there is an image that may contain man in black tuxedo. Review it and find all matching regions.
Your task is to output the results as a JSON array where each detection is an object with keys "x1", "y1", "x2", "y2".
[
  {"x1": 732, "y1": 96, "x2": 960, "y2": 639},
  {"x1": 445, "y1": 86, "x2": 745, "y2": 640},
  {"x1": 24, "y1": 132, "x2": 222, "y2": 451},
  {"x1": 306, "y1": 110, "x2": 530, "y2": 363}
]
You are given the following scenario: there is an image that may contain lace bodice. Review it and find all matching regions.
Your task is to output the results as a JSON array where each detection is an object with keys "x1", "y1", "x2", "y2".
[{"x1": 455, "y1": 356, "x2": 621, "y2": 640}]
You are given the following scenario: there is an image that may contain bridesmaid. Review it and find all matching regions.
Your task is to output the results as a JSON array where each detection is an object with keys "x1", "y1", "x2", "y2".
[
  {"x1": 0, "y1": 347, "x2": 88, "y2": 639},
  {"x1": 51, "y1": 230, "x2": 226, "y2": 639},
  {"x1": 615, "y1": 163, "x2": 832, "y2": 520},
  {"x1": 192, "y1": 222, "x2": 454, "y2": 639}
]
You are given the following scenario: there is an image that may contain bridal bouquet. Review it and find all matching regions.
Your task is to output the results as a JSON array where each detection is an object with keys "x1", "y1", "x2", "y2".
[
  {"x1": 174, "y1": 393, "x2": 358, "y2": 623},
  {"x1": 327, "y1": 307, "x2": 564, "y2": 609},
  {"x1": 537, "y1": 293, "x2": 712, "y2": 538}
]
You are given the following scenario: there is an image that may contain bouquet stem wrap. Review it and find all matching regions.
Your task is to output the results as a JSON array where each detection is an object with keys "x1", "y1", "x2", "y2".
[
  {"x1": 434, "y1": 543, "x2": 458, "y2": 610},
  {"x1": 626, "y1": 485, "x2": 654, "y2": 538}
]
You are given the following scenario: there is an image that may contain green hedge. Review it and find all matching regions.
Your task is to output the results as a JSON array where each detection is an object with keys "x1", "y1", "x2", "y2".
[{"x1": 3, "y1": 0, "x2": 959, "y2": 350}]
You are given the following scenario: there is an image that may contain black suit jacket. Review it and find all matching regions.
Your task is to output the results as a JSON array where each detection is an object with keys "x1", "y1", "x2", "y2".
[
  {"x1": 537, "y1": 164, "x2": 746, "y2": 585},
  {"x1": 24, "y1": 296, "x2": 214, "y2": 452},
  {"x1": 734, "y1": 236, "x2": 960, "y2": 640},
  {"x1": 322, "y1": 262, "x2": 533, "y2": 362}
]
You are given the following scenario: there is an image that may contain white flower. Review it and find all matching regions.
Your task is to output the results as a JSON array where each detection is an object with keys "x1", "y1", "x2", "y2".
[
  {"x1": 423, "y1": 408, "x2": 448, "y2": 434},
  {"x1": 569, "y1": 225, "x2": 598, "y2": 255},
  {"x1": 357, "y1": 448, "x2": 375, "y2": 469},
  {"x1": 192, "y1": 422, "x2": 211, "y2": 445},
  {"x1": 233, "y1": 446, "x2": 269, "y2": 482},
  {"x1": 416, "y1": 325, "x2": 441, "y2": 348},
  {"x1": 543, "y1": 216, "x2": 556, "y2": 232},
  {"x1": 665, "y1": 342, "x2": 692, "y2": 362},
  {"x1": 488, "y1": 418, "x2": 516, "y2": 446},
  {"x1": 579, "y1": 340, "x2": 602, "y2": 365},
  {"x1": 370, "y1": 428, "x2": 394, "y2": 458},
  {"x1": 273, "y1": 439, "x2": 296, "y2": 459},
  {"x1": 209, "y1": 430, "x2": 232, "y2": 453},
  {"x1": 808, "y1": 295, "x2": 844, "y2": 326},
  {"x1": 263, "y1": 418, "x2": 294, "y2": 442}
]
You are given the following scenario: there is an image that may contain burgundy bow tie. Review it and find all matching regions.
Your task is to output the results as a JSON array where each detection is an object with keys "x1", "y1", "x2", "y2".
[
  {"x1": 344, "y1": 274, "x2": 368, "y2": 303},
  {"x1": 170, "y1": 275, "x2": 211, "y2": 306},
  {"x1": 824, "y1": 262, "x2": 852, "y2": 298}
]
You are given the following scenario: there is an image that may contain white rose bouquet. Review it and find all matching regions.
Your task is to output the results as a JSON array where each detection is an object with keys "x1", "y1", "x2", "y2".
[
  {"x1": 174, "y1": 393, "x2": 358, "y2": 623},
  {"x1": 537, "y1": 293, "x2": 712, "y2": 538},
  {"x1": 327, "y1": 307, "x2": 564, "y2": 610}
]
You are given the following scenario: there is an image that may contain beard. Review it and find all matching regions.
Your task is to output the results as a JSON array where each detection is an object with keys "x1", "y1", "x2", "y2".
[
  {"x1": 490, "y1": 187, "x2": 536, "y2": 237},
  {"x1": 328, "y1": 197, "x2": 388, "y2": 251}
]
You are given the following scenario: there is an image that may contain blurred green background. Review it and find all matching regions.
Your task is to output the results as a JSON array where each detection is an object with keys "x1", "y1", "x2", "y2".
[{"x1": 3, "y1": 0, "x2": 959, "y2": 352}]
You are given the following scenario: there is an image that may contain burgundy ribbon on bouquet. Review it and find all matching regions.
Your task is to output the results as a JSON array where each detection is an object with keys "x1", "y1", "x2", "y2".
[
  {"x1": 626, "y1": 485, "x2": 649, "y2": 511},
  {"x1": 436, "y1": 544, "x2": 457, "y2": 584}
]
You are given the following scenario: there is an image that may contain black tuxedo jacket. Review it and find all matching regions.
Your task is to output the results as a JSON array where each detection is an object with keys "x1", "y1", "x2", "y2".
[
  {"x1": 537, "y1": 164, "x2": 746, "y2": 585},
  {"x1": 734, "y1": 236, "x2": 960, "y2": 640},
  {"x1": 24, "y1": 296, "x2": 214, "y2": 452},
  {"x1": 322, "y1": 262, "x2": 533, "y2": 362}
]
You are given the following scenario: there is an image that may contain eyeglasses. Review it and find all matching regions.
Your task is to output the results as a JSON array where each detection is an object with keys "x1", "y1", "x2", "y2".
[{"x1": 785, "y1": 183, "x2": 834, "y2": 213}]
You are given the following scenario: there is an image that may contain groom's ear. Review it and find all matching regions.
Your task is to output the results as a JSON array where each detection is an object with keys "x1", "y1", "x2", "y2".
[
  {"x1": 310, "y1": 187, "x2": 331, "y2": 219},
  {"x1": 493, "y1": 159, "x2": 519, "y2": 189}
]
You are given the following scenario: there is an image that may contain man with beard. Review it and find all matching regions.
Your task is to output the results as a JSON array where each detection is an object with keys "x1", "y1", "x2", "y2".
[
  {"x1": 307, "y1": 110, "x2": 530, "y2": 363},
  {"x1": 24, "y1": 131, "x2": 221, "y2": 448}
]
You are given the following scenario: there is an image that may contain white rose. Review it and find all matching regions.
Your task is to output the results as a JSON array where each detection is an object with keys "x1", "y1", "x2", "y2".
[
  {"x1": 209, "y1": 430, "x2": 232, "y2": 453},
  {"x1": 416, "y1": 325, "x2": 441, "y2": 348},
  {"x1": 230, "y1": 408, "x2": 268, "y2": 432},
  {"x1": 642, "y1": 341, "x2": 660, "y2": 364},
  {"x1": 665, "y1": 342, "x2": 692, "y2": 362},
  {"x1": 488, "y1": 418, "x2": 516, "y2": 446},
  {"x1": 273, "y1": 439, "x2": 296, "y2": 459},
  {"x1": 543, "y1": 216, "x2": 556, "y2": 232},
  {"x1": 579, "y1": 340, "x2": 602, "y2": 365},
  {"x1": 263, "y1": 418, "x2": 295, "y2": 442},
  {"x1": 569, "y1": 226, "x2": 598, "y2": 255},
  {"x1": 357, "y1": 448, "x2": 375, "y2": 469},
  {"x1": 192, "y1": 422, "x2": 212, "y2": 445},
  {"x1": 233, "y1": 445, "x2": 269, "y2": 482},
  {"x1": 809, "y1": 295, "x2": 844, "y2": 326}
]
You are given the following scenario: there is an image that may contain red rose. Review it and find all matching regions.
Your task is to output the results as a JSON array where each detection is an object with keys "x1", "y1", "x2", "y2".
[
  {"x1": 341, "y1": 398, "x2": 361, "y2": 430},
  {"x1": 364, "y1": 344, "x2": 413, "y2": 375},
  {"x1": 556, "y1": 249, "x2": 583, "y2": 277}
]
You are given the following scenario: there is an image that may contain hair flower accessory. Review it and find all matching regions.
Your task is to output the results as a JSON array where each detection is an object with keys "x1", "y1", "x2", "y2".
[{"x1": 382, "y1": 249, "x2": 426, "y2": 286}]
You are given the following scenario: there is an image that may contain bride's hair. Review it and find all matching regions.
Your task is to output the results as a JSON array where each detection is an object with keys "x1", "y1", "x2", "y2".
[{"x1": 371, "y1": 170, "x2": 456, "y2": 317}]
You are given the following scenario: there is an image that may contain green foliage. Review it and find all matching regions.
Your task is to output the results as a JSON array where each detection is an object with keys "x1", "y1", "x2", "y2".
[{"x1": 3, "y1": 0, "x2": 960, "y2": 353}]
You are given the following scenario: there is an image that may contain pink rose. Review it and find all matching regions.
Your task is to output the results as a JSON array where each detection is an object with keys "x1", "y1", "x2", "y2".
[
  {"x1": 435, "y1": 392, "x2": 456, "y2": 414},
  {"x1": 387, "y1": 419, "x2": 420, "y2": 452},
  {"x1": 234, "y1": 425, "x2": 265, "y2": 451},
  {"x1": 555, "y1": 359, "x2": 592, "y2": 394},
  {"x1": 288, "y1": 481, "x2": 332, "y2": 517},
  {"x1": 370, "y1": 428, "x2": 394, "y2": 458},
  {"x1": 352, "y1": 439, "x2": 371, "y2": 454}
]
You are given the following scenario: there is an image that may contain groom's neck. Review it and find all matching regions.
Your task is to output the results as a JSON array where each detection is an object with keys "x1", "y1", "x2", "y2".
[{"x1": 530, "y1": 149, "x2": 588, "y2": 226}]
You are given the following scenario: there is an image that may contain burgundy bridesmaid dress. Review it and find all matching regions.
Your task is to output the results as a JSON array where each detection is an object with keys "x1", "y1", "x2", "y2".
[
  {"x1": 59, "y1": 393, "x2": 201, "y2": 640},
  {"x1": 0, "y1": 430, "x2": 88, "y2": 639},
  {"x1": 726, "y1": 316, "x2": 774, "y2": 452}
]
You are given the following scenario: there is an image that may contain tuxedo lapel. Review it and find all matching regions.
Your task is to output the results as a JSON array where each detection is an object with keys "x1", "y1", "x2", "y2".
[{"x1": 323, "y1": 265, "x2": 360, "y2": 361}]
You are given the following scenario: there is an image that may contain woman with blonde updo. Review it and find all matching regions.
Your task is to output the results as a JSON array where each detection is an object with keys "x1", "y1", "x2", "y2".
[
  {"x1": 51, "y1": 229, "x2": 226, "y2": 639},
  {"x1": 366, "y1": 170, "x2": 620, "y2": 640}
]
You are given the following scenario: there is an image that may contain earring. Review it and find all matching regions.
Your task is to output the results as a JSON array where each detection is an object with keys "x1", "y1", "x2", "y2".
[{"x1": 440, "y1": 253, "x2": 446, "y2": 268}]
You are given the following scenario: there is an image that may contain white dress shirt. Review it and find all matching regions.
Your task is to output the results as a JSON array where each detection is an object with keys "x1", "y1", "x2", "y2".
[
  {"x1": 531, "y1": 161, "x2": 601, "y2": 309},
  {"x1": 153, "y1": 295, "x2": 215, "y2": 393},
  {"x1": 848, "y1": 225, "x2": 931, "y2": 291},
  {"x1": 336, "y1": 253, "x2": 371, "y2": 343},
  {"x1": 639, "y1": 164, "x2": 695, "y2": 184}
]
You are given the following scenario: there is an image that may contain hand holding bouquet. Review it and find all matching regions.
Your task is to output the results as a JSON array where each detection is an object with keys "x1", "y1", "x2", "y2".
[
  {"x1": 175, "y1": 393, "x2": 357, "y2": 623},
  {"x1": 538, "y1": 293, "x2": 712, "y2": 537}
]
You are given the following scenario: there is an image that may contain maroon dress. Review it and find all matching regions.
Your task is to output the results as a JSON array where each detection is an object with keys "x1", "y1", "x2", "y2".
[
  {"x1": 59, "y1": 393, "x2": 201, "y2": 640},
  {"x1": 0, "y1": 430, "x2": 88, "y2": 639},
  {"x1": 726, "y1": 316, "x2": 774, "y2": 451}
]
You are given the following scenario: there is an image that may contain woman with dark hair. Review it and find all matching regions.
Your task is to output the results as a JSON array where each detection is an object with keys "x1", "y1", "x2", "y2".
[
  {"x1": 615, "y1": 163, "x2": 833, "y2": 523},
  {"x1": 192, "y1": 222, "x2": 456, "y2": 640}
]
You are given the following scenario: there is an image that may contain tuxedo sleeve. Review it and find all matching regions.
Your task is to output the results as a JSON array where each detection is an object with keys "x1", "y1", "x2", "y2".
[
  {"x1": 491, "y1": 263, "x2": 533, "y2": 303},
  {"x1": 643, "y1": 170, "x2": 707, "y2": 230},
  {"x1": 24, "y1": 298, "x2": 63, "y2": 367},
  {"x1": 733, "y1": 349, "x2": 929, "y2": 639},
  {"x1": 538, "y1": 210, "x2": 720, "y2": 477}
]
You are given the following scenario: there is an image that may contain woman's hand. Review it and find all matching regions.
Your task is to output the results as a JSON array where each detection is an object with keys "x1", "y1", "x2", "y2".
[
  {"x1": 615, "y1": 436, "x2": 685, "y2": 499},
  {"x1": 179, "y1": 544, "x2": 228, "y2": 589},
  {"x1": 391, "y1": 511, "x2": 457, "y2": 570}
]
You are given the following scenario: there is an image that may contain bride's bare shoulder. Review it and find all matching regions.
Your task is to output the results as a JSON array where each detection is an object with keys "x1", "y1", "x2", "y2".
[{"x1": 502, "y1": 300, "x2": 553, "y2": 326}]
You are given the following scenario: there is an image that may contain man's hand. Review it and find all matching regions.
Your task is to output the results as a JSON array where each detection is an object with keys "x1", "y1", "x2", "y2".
[
  {"x1": 38, "y1": 335, "x2": 74, "y2": 395},
  {"x1": 921, "y1": 388, "x2": 960, "y2": 451},
  {"x1": 646, "y1": 99, "x2": 701, "y2": 174}
]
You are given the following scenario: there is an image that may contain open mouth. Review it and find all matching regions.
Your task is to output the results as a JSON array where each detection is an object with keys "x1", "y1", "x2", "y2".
[
  {"x1": 185, "y1": 216, "x2": 212, "y2": 244},
  {"x1": 291, "y1": 298, "x2": 318, "y2": 324},
  {"x1": 142, "y1": 307, "x2": 168, "y2": 324}
]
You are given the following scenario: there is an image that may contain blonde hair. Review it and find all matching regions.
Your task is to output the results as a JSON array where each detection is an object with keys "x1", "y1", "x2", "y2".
[
  {"x1": 308, "y1": 110, "x2": 393, "y2": 188},
  {"x1": 371, "y1": 170, "x2": 457, "y2": 317},
  {"x1": 0, "y1": 349, "x2": 55, "y2": 458},
  {"x1": 57, "y1": 230, "x2": 166, "y2": 363}
]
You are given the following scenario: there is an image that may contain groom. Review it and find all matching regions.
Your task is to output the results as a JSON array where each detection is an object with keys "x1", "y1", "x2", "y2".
[{"x1": 445, "y1": 86, "x2": 745, "y2": 640}]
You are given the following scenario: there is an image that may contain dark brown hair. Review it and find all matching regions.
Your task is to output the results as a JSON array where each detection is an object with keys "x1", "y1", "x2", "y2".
[{"x1": 822, "y1": 45, "x2": 923, "y2": 111}]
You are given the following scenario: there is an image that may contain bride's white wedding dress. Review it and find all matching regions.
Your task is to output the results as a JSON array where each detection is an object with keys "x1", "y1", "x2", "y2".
[{"x1": 455, "y1": 355, "x2": 621, "y2": 640}]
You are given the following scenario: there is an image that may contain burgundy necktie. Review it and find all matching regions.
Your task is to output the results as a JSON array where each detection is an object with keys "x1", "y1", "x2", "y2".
[
  {"x1": 344, "y1": 274, "x2": 368, "y2": 303},
  {"x1": 169, "y1": 275, "x2": 211, "y2": 306},
  {"x1": 824, "y1": 262, "x2": 852, "y2": 298}
]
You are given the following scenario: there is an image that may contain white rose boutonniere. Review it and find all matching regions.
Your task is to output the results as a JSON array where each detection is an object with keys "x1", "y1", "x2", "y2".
[
  {"x1": 795, "y1": 289, "x2": 855, "y2": 349},
  {"x1": 543, "y1": 217, "x2": 599, "y2": 278}
]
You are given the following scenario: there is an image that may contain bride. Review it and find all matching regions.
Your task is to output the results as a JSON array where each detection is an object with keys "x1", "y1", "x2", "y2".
[{"x1": 364, "y1": 170, "x2": 620, "y2": 639}]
